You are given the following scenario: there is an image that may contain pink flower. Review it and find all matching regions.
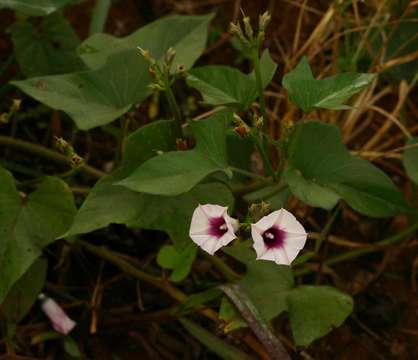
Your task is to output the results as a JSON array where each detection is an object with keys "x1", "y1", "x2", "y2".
[
  {"x1": 189, "y1": 204, "x2": 239, "y2": 254},
  {"x1": 39, "y1": 294, "x2": 76, "y2": 335},
  {"x1": 251, "y1": 209, "x2": 307, "y2": 265}
]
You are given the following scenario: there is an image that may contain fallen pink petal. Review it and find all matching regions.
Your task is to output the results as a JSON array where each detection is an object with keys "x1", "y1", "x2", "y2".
[
  {"x1": 251, "y1": 208, "x2": 307, "y2": 265},
  {"x1": 40, "y1": 294, "x2": 76, "y2": 335},
  {"x1": 189, "y1": 204, "x2": 239, "y2": 255}
]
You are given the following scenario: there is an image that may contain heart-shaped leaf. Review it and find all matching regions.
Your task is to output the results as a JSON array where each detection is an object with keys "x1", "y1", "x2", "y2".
[
  {"x1": 0, "y1": 167, "x2": 76, "y2": 302},
  {"x1": 118, "y1": 110, "x2": 233, "y2": 196},
  {"x1": 10, "y1": 13, "x2": 85, "y2": 77},
  {"x1": 282, "y1": 57, "x2": 375, "y2": 112},
  {"x1": 284, "y1": 121, "x2": 411, "y2": 217},
  {"x1": 12, "y1": 50, "x2": 151, "y2": 130},
  {"x1": 223, "y1": 243, "x2": 294, "y2": 322},
  {"x1": 79, "y1": 14, "x2": 213, "y2": 69},
  {"x1": 65, "y1": 120, "x2": 234, "y2": 250},
  {"x1": 157, "y1": 243, "x2": 197, "y2": 282},
  {"x1": 0, "y1": 258, "x2": 47, "y2": 323},
  {"x1": 187, "y1": 51, "x2": 277, "y2": 109},
  {"x1": 286, "y1": 285, "x2": 353, "y2": 346}
]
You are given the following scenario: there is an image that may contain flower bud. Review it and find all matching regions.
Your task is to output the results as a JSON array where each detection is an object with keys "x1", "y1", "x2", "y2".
[
  {"x1": 248, "y1": 201, "x2": 271, "y2": 223},
  {"x1": 39, "y1": 294, "x2": 76, "y2": 335},
  {"x1": 259, "y1": 11, "x2": 271, "y2": 32},
  {"x1": 243, "y1": 16, "x2": 254, "y2": 40}
]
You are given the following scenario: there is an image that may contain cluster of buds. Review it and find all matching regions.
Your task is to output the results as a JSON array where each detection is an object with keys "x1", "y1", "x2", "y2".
[
  {"x1": 0, "y1": 99, "x2": 21, "y2": 124},
  {"x1": 54, "y1": 137, "x2": 84, "y2": 169},
  {"x1": 229, "y1": 11, "x2": 271, "y2": 48},
  {"x1": 138, "y1": 46, "x2": 186, "y2": 93}
]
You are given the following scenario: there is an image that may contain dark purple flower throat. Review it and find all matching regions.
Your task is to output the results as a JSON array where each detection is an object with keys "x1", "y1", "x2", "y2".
[
  {"x1": 209, "y1": 217, "x2": 228, "y2": 238},
  {"x1": 262, "y1": 226, "x2": 286, "y2": 249}
]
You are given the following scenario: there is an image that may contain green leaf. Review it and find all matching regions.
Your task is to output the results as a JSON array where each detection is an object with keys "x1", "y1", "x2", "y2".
[
  {"x1": 403, "y1": 137, "x2": 418, "y2": 185},
  {"x1": 10, "y1": 13, "x2": 85, "y2": 77},
  {"x1": 157, "y1": 243, "x2": 197, "y2": 282},
  {"x1": 0, "y1": 0, "x2": 75, "y2": 16},
  {"x1": 285, "y1": 121, "x2": 410, "y2": 217},
  {"x1": 1, "y1": 258, "x2": 47, "y2": 323},
  {"x1": 282, "y1": 57, "x2": 375, "y2": 112},
  {"x1": 286, "y1": 286, "x2": 353, "y2": 347},
  {"x1": 187, "y1": 66, "x2": 258, "y2": 108},
  {"x1": 223, "y1": 243, "x2": 294, "y2": 321},
  {"x1": 65, "y1": 120, "x2": 234, "y2": 249},
  {"x1": 251, "y1": 50, "x2": 277, "y2": 88},
  {"x1": 175, "y1": 288, "x2": 222, "y2": 315},
  {"x1": 12, "y1": 50, "x2": 151, "y2": 130},
  {"x1": 118, "y1": 110, "x2": 233, "y2": 196},
  {"x1": 63, "y1": 337, "x2": 82, "y2": 358},
  {"x1": 0, "y1": 167, "x2": 76, "y2": 302},
  {"x1": 179, "y1": 318, "x2": 253, "y2": 360},
  {"x1": 219, "y1": 297, "x2": 247, "y2": 333},
  {"x1": 284, "y1": 168, "x2": 340, "y2": 210},
  {"x1": 187, "y1": 51, "x2": 276, "y2": 109},
  {"x1": 79, "y1": 14, "x2": 213, "y2": 69}
]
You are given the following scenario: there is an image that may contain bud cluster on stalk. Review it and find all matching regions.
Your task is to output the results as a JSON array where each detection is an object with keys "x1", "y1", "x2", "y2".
[
  {"x1": 229, "y1": 10, "x2": 271, "y2": 49},
  {"x1": 137, "y1": 46, "x2": 186, "y2": 93},
  {"x1": 54, "y1": 136, "x2": 84, "y2": 168},
  {"x1": 0, "y1": 99, "x2": 21, "y2": 124}
]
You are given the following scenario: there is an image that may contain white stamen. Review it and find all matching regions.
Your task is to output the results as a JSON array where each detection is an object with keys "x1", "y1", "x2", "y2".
[
  {"x1": 219, "y1": 224, "x2": 227, "y2": 231},
  {"x1": 265, "y1": 232, "x2": 274, "y2": 239}
]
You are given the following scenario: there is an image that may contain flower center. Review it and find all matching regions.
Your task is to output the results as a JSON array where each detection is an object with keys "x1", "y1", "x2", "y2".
[
  {"x1": 262, "y1": 226, "x2": 286, "y2": 249},
  {"x1": 209, "y1": 217, "x2": 228, "y2": 238}
]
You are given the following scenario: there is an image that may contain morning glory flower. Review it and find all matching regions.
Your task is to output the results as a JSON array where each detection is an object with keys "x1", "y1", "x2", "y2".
[
  {"x1": 39, "y1": 293, "x2": 76, "y2": 335},
  {"x1": 189, "y1": 204, "x2": 239, "y2": 255},
  {"x1": 251, "y1": 208, "x2": 307, "y2": 265}
]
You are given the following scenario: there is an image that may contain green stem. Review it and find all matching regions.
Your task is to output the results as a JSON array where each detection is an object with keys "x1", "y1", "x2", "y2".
[
  {"x1": 165, "y1": 85, "x2": 183, "y2": 138},
  {"x1": 252, "y1": 48, "x2": 267, "y2": 121},
  {"x1": 0, "y1": 135, "x2": 105, "y2": 179},
  {"x1": 200, "y1": 251, "x2": 240, "y2": 282},
  {"x1": 255, "y1": 140, "x2": 277, "y2": 180},
  {"x1": 315, "y1": 204, "x2": 341, "y2": 253},
  {"x1": 294, "y1": 222, "x2": 418, "y2": 276},
  {"x1": 89, "y1": 0, "x2": 112, "y2": 35},
  {"x1": 230, "y1": 166, "x2": 272, "y2": 182}
]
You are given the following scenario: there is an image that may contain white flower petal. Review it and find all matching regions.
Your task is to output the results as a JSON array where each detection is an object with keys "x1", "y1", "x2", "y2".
[
  {"x1": 282, "y1": 234, "x2": 307, "y2": 263},
  {"x1": 253, "y1": 210, "x2": 281, "y2": 231},
  {"x1": 189, "y1": 204, "x2": 238, "y2": 255},
  {"x1": 251, "y1": 208, "x2": 307, "y2": 266},
  {"x1": 278, "y1": 209, "x2": 306, "y2": 235},
  {"x1": 200, "y1": 204, "x2": 227, "y2": 218},
  {"x1": 189, "y1": 205, "x2": 210, "y2": 236}
]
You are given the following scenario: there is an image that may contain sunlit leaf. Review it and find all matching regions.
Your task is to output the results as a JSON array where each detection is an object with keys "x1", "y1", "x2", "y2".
[
  {"x1": 79, "y1": 14, "x2": 213, "y2": 69},
  {"x1": 282, "y1": 57, "x2": 375, "y2": 112},
  {"x1": 12, "y1": 50, "x2": 151, "y2": 130}
]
